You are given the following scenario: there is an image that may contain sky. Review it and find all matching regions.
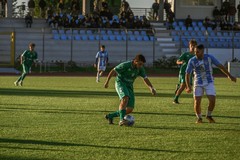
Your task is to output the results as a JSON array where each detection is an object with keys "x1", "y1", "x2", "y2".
[{"x1": 17, "y1": 0, "x2": 153, "y2": 8}]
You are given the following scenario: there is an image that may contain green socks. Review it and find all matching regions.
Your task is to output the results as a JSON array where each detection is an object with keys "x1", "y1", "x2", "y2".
[
  {"x1": 174, "y1": 95, "x2": 179, "y2": 101},
  {"x1": 108, "y1": 109, "x2": 126, "y2": 121},
  {"x1": 108, "y1": 110, "x2": 120, "y2": 119},
  {"x1": 119, "y1": 109, "x2": 126, "y2": 121}
]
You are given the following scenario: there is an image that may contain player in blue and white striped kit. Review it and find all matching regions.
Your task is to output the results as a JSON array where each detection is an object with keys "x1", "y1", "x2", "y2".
[
  {"x1": 95, "y1": 45, "x2": 109, "y2": 83},
  {"x1": 185, "y1": 44, "x2": 237, "y2": 123}
]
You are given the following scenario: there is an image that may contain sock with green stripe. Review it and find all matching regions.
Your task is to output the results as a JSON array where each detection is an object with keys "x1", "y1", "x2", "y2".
[
  {"x1": 119, "y1": 109, "x2": 126, "y2": 121},
  {"x1": 108, "y1": 110, "x2": 120, "y2": 119}
]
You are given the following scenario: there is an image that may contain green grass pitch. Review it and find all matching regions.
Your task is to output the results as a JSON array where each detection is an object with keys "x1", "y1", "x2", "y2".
[{"x1": 0, "y1": 76, "x2": 239, "y2": 160}]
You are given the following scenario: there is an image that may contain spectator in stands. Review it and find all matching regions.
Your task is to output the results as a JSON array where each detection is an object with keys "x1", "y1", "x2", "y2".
[
  {"x1": 238, "y1": 2, "x2": 240, "y2": 22},
  {"x1": 121, "y1": 0, "x2": 130, "y2": 12},
  {"x1": 39, "y1": 0, "x2": 46, "y2": 18},
  {"x1": 221, "y1": 0, "x2": 230, "y2": 22},
  {"x1": 185, "y1": 15, "x2": 192, "y2": 29},
  {"x1": 71, "y1": 0, "x2": 80, "y2": 16},
  {"x1": 46, "y1": 6, "x2": 54, "y2": 23},
  {"x1": 58, "y1": 0, "x2": 64, "y2": 13},
  {"x1": 28, "y1": 0, "x2": 35, "y2": 17},
  {"x1": 119, "y1": 14, "x2": 127, "y2": 28},
  {"x1": 94, "y1": 0, "x2": 101, "y2": 13},
  {"x1": 164, "y1": 0, "x2": 171, "y2": 18},
  {"x1": 126, "y1": 13, "x2": 135, "y2": 29},
  {"x1": 112, "y1": 18, "x2": 120, "y2": 28},
  {"x1": 166, "y1": 9, "x2": 175, "y2": 29},
  {"x1": 49, "y1": 13, "x2": 59, "y2": 29},
  {"x1": 142, "y1": 16, "x2": 151, "y2": 28},
  {"x1": 228, "y1": 5, "x2": 237, "y2": 25},
  {"x1": 233, "y1": 22, "x2": 240, "y2": 30},
  {"x1": 203, "y1": 16, "x2": 216, "y2": 29},
  {"x1": 220, "y1": 6, "x2": 227, "y2": 24},
  {"x1": 212, "y1": 6, "x2": 221, "y2": 22},
  {"x1": 134, "y1": 16, "x2": 142, "y2": 29},
  {"x1": 57, "y1": 13, "x2": 64, "y2": 29},
  {"x1": 102, "y1": 0, "x2": 109, "y2": 10},
  {"x1": 152, "y1": 0, "x2": 160, "y2": 21},
  {"x1": 25, "y1": 12, "x2": 33, "y2": 28}
]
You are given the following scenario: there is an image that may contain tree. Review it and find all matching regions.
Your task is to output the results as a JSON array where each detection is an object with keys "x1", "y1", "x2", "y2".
[{"x1": 12, "y1": 0, "x2": 18, "y2": 17}]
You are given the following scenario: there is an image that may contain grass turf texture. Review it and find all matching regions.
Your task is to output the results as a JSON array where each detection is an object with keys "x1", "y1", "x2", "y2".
[{"x1": 0, "y1": 76, "x2": 239, "y2": 160}]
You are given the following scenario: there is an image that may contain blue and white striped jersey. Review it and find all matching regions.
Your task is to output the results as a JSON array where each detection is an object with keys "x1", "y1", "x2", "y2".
[
  {"x1": 96, "y1": 51, "x2": 108, "y2": 67},
  {"x1": 186, "y1": 54, "x2": 221, "y2": 86}
]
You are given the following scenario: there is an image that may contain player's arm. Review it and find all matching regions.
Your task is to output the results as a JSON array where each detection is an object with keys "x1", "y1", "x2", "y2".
[
  {"x1": 210, "y1": 55, "x2": 237, "y2": 82},
  {"x1": 20, "y1": 54, "x2": 25, "y2": 64},
  {"x1": 94, "y1": 52, "x2": 99, "y2": 67},
  {"x1": 176, "y1": 53, "x2": 185, "y2": 65},
  {"x1": 185, "y1": 73, "x2": 192, "y2": 93},
  {"x1": 185, "y1": 59, "x2": 193, "y2": 93},
  {"x1": 176, "y1": 59, "x2": 184, "y2": 65},
  {"x1": 104, "y1": 68, "x2": 117, "y2": 88},
  {"x1": 217, "y1": 64, "x2": 237, "y2": 82},
  {"x1": 143, "y1": 77, "x2": 156, "y2": 96}
]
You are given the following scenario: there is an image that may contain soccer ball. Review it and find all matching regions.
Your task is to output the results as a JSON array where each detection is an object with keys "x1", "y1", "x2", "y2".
[{"x1": 124, "y1": 115, "x2": 135, "y2": 126}]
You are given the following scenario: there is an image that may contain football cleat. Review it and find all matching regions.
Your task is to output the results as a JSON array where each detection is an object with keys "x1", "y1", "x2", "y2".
[
  {"x1": 173, "y1": 100, "x2": 180, "y2": 104},
  {"x1": 206, "y1": 116, "x2": 215, "y2": 123},
  {"x1": 18, "y1": 81, "x2": 23, "y2": 86},
  {"x1": 105, "y1": 115, "x2": 113, "y2": 124},
  {"x1": 195, "y1": 118, "x2": 203, "y2": 124},
  {"x1": 119, "y1": 119, "x2": 128, "y2": 126},
  {"x1": 14, "y1": 81, "x2": 18, "y2": 86}
]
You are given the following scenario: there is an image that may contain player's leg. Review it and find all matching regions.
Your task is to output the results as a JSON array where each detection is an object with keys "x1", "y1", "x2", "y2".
[
  {"x1": 14, "y1": 64, "x2": 29, "y2": 86},
  {"x1": 96, "y1": 70, "x2": 100, "y2": 82},
  {"x1": 19, "y1": 65, "x2": 30, "y2": 86},
  {"x1": 119, "y1": 88, "x2": 135, "y2": 126},
  {"x1": 194, "y1": 86, "x2": 204, "y2": 123},
  {"x1": 205, "y1": 83, "x2": 216, "y2": 123},
  {"x1": 105, "y1": 81, "x2": 129, "y2": 124},
  {"x1": 194, "y1": 96, "x2": 202, "y2": 123},
  {"x1": 99, "y1": 66, "x2": 106, "y2": 77},
  {"x1": 173, "y1": 73, "x2": 185, "y2": 104}
]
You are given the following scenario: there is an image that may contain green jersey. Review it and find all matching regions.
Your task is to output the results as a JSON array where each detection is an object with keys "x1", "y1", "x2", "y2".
[
  {"x1": 114, "y1": 61, "x2": 147, "y2": 87},
  {"x1": 22, "y1": 50, "x2": 38, "y2": 66},
  {"x1": 178, "y1": 52, "x2": 195, "y2": 75}
]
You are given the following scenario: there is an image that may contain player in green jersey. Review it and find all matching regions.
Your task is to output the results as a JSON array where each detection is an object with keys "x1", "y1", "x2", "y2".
[
  {"x1": 104, "y1": 54, "x2": 157, "y2": 126},
  {"x1": 14, "y1": 43, "x2": 38, "y2": 86},
  {"x1": 173, "y1": 39, "x2": 197, "y2": 104}
]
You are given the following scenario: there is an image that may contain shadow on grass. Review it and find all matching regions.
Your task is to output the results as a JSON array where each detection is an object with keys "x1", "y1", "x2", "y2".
[
  {"x1": 134, "y1": 124, "x2": 240, "y2": 132},
  {"x1": 134, "y1": 111, "x2": 240, "y2": 120},
  {"x1": 0, "y1": 106, "x2": 239, "y2": 120},
  {"x1": 0, "y1": 138, "x2": 203, "y2": 154},
  {"x1": 0, "y1": 154, "x2": 48, "y2": 160},
  {"x1": 0, "y1": 88, "x2": 170, "y2": 98}
]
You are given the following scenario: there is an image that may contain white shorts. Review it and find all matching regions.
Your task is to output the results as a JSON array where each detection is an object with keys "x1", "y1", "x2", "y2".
[
  {"x1": 98, "y1": 66, "x2": 106, "y2": 71},
  {"x1": 193, "y1": 83, "x2": 216, "y2": 97}
]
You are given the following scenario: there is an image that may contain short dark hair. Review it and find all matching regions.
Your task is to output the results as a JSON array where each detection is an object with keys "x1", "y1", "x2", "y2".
[
  {"x1": 101, "y1": 45, "x2": 105, "y2": 48},
  {"x1": 196, "y1": 44, "x2": 204, "y2": 50},
  {"x1": 134, "y1": 54, "x2": 146, "y2": 63},
  {"x1": 29, "y1": 43, "x2": 35, "y2": 47}
]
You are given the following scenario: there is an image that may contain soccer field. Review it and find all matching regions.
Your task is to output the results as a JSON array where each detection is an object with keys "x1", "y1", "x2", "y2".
[{"x1": 0, "y1": 76, "x2": 239, "y2": 160}]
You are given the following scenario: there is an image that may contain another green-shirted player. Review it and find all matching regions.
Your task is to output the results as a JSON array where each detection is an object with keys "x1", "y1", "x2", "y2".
[
  {"x1": 173, "y1": 39, "x2": 197, "y2": 104},
  {"x1": 14, "y1": 43, "x2": 38, "y2": 86},
  {"x1": 104, "y1": 54, "x2": 156, "y2": 126}
]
